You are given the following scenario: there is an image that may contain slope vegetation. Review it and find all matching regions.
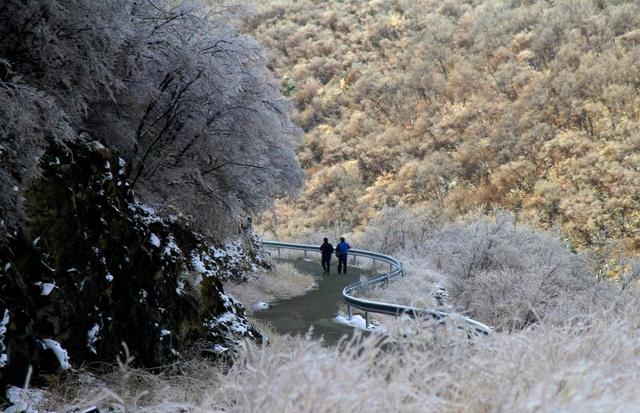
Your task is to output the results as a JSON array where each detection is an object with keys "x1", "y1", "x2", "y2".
[{"x1": 250, "y1": 0, "x2": 640, "y2": 254}]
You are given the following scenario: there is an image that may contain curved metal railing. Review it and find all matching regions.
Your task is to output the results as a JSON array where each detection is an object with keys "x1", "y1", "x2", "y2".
[{"x1": 262, "y1": 241, "x2": 492, "y2": 336}]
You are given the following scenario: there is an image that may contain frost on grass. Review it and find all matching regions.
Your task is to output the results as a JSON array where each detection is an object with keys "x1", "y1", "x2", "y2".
[
  {"x1": 223, "y1": 262, "x2": 316, "y2": 311},
  {"x1": 47, "y1": 299, "x2": 640, "y2": 413}
]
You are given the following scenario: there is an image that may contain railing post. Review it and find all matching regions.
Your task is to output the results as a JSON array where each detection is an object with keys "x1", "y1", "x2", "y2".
[
  {"x1": 277, "y1": 248, "x2": 281, "y2": 258},
  {"x1": 304, "y1": 250, "x2": 307, "y2": 258},
  {"x1": 372, "y1": 258, "x2": 376, "y2": 268},
  {"x1": 389, "y1": 263, "x2": 393, "y2": 271},
  {"x1": 365, "y1": 312, "x2": 369, "y2": 329},
  {"x1": 352, "y1": 254, "x2": 356, "y2": 265},
  {"x1": 347, "y1": 305, "x2": 352, "y2": 321}
]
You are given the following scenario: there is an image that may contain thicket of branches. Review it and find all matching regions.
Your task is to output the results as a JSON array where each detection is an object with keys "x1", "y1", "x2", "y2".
[
  {"x1": 357, "y1": 208, "x2": 640, "y2": 331},
  {"x1": 0, "y1": 0, "x2": 302, "y2": 239},
  {"x1": 250, "y1": 0, "x2": 640, "y2": 256}
]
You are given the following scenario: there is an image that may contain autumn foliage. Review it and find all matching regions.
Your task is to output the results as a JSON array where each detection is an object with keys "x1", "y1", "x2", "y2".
[{"x1": 249, "y1": 0, "x2": 640, "y2": 254}]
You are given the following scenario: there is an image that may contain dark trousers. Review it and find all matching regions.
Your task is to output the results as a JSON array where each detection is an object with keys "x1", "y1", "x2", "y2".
[
  {"x1": 338, "y1": 255, "x2": 347, "y2": 274},
  {"x1": 321, "y1": 256, "x2": 331, "y2": 273}
]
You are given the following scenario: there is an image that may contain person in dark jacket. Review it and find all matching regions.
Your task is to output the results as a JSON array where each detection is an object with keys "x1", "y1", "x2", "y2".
[
  {"x1": 319, "y1": 237, "x2": 334, "y2": 274},
  {"x1": 335, "y1": 237, "x2": 351, "y2": 274}
]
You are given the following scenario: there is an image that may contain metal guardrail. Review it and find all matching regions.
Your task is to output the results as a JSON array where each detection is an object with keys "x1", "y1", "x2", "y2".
[{"x1": 262, "y1": 241, "x2": 492, "y2": 336}]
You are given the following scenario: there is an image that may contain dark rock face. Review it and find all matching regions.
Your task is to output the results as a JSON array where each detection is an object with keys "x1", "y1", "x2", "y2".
[{"x1": 0, "y1": 141, "x2": 264, "y2": 390}]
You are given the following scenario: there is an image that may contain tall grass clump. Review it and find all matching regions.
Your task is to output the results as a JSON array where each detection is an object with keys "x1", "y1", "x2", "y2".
[
  {"x1": 48, "y1": 299, "x2": 640, "y2": 412},
  {"x1": 224, "y1": 262, "x2": 316, "y2": 310}
]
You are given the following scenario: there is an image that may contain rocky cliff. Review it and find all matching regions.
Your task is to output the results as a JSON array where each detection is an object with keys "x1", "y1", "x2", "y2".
[{"x1": 0, "y1": 141, "x2": 266, "y2": 391}]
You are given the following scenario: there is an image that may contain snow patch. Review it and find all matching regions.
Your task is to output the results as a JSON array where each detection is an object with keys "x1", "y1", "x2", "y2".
[
  {"x1": 5, "y1": 386, "x2": 46, "y2": 413},
  {"x1": 140, "y1": 204, "x2": 155, "y2": 215},
  {"x1": 252, "y1": 301, "x2": 269, "y2": 311},
  {"x1": 105, "y1": 273, "x2": 114, "y2": 282},
  {"x1": 163, "y1": 235, "x2": 182, "y2": 256},
  {"x1": 1, "y1": 309, "x2": 9, "y2": 368},
  {"x1": 149, "y1": 233, "x2": 161, "y2": 248},
  {"x1": 137, "y1": 203, "x2": 163, "y2": 225},
  {"x1": 103, "y1": 160, "x2": 113, "y2": 180},
  {"x1": 160, "y1": 329, "x2": 171, "y2": 337},
  {"x1": 138, "y1": 289, "x2": 149, "y2": 304},
  {"x1": 191, "y1": 254, "x2": 206, "y2": 273},
  {"x1": 40, "y1": 338, "x2": 71, "y2": 370},
  {"x1": 176, "y1": 279, "x2": 185, "y2": 295},
  {"x1": 205, "y1": 311, "x2": 250, "y2": 336},
  {"x1": 335, "y1": 314, "x2": 386, "y2": 332},
  {"x1": 87, "y1": 324, "x2": 100, "y2": 354},
  {"x1": 48, "y1": 157, "x2": 61, "y2": 166},
  {"x1": 33, "y1": 281, "x2": 57, "y2": 296},
  {"x1": 213, "y1": 344, "x2": 229, "y2": 353}
]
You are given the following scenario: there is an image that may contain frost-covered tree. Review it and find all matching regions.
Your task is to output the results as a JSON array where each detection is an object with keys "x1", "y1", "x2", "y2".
[{"x1": 0, "y1": 0, "x2": 302, "y2": 239}]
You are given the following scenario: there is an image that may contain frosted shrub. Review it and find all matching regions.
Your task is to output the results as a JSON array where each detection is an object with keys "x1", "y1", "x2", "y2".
[
  {"x1": 357, "y1": 205, "x2": 444, "y2": 254},
  {"x1": 49, "y1": 303, "x2": 640, "y2": 412},
  {"x1": 0, "y1": 0, "x2": 303, "y2": 240},
  {"x1": 417, "y1": 213, "x2": 619, "y2": 329},
  {"x1": 0, "y1": 85, "x2": 76, "y2": 237},
  {"x1": 366, "y1": 261, "x2": 446, "y2": 308},
  {"x1": 363, "y1": 211, "x2": 626, "y2": 330}
]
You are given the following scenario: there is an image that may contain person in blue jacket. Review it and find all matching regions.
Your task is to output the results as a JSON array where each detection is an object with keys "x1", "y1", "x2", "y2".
[
  {"x1": 319, "y1": 237, "x2": 334, "y2": 274},
  {"x1": 335, "y1": 237, "x2": 351, "y2": 274}
]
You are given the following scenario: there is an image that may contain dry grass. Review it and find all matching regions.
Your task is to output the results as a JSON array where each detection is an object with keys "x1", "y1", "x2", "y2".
[
  {"x1": 28, "y1": 216, "x2": 640, "y2": 412},
  {"x1": 363, "y1": 259, "x2": 447, "y2": 309},
  {"x1": 224, "y1": 261, "x2": 316, "y2": 310},
  {"x1": 44, "y1": 299, "x2": 640, "y2": 412}
]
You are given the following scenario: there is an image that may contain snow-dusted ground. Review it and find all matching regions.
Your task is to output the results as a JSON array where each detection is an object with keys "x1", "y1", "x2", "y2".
[
  {"x1": 334, "y1": 313, "x2": 386, "y2": 332},
  {"x1": 252, "y1": 301, "x2": 270, "y2": 311},
  {"x1": 5, "y1": 387, "x2": 47, "y2": 413}
]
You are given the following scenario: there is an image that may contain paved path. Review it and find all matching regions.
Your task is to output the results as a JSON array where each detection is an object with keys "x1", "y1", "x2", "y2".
[{"x1": 252, "y1": 257, "x2": 369, "y2": 346}]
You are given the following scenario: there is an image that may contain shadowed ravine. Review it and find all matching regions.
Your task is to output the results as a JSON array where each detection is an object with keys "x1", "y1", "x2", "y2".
[{"x1": 253, "y1": 258, "x2": 370, "y2": 345}]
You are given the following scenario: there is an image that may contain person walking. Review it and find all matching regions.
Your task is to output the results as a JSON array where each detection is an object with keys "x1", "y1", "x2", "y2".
[
  {"x1": 335, "y1": 237, "x2": 351, "y2": 274},
  {"x1": 319, "y1": 237, "x2": 334, "y2": 274}
]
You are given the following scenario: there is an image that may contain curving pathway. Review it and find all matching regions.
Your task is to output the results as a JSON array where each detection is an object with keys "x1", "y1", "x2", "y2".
[
  {"x1": 252, "y1": 257, "x2": 369, "y2": 345},
  {"x1": 258, "y1": 241, "x2": 491, "y2": 341}
]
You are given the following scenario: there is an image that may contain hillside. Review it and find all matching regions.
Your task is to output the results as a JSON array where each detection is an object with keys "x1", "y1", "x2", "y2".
[{"x1": 249, "y1": 0, "x2": 640, "y2": 255}]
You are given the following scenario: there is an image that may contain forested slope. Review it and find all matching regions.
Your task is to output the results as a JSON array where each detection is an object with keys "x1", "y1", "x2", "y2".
[
  {"x1": 0, "y1": 0, "x2": 301, "y2": 391},
  {"x1": 249, "y1": 0, "x2": 640, "y2": 254}
]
